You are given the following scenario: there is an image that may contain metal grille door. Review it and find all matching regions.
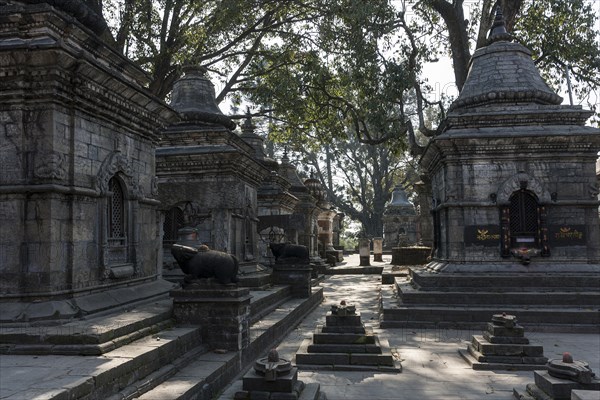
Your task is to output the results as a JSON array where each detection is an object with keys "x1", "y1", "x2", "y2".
[{"x1": 509, "y1": 191, "x2": 538, "y2": 245}]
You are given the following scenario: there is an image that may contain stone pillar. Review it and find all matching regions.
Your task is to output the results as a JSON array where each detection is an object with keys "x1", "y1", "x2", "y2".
[
  {"x1": 359, "y1": 238, "x2": 371, "y2": 266},
  {"x1": 272, "y1": 263, "x2": 312, "y2": 298},
  {"x1": 372, "y1": 237, "x2": 383, "y2": 262},
  {"x1": 171, "y1": 284, "x2": 251, "y2": 351}
]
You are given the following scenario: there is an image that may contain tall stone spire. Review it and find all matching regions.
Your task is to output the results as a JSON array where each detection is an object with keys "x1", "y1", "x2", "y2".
[
  {"x1": 449, "y1": 8, "x2": 562, "y2": 112},
  {"x1": 487, "y1": 6, "x2": 512, "y2": 44}
]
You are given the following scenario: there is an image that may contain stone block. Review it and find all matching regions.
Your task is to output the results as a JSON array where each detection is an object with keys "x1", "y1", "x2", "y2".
[
  {"x1": 321, "y1": 325, "x2": 366, "y2": 334},
  {"x1": 325, "y1": 313, "x2": 362, "y2": 327},
  {"x1": 270, "y1": 393, "x2": 299, "y2": 400},
  {"x1": 272, "y1": 265, "x2": 312, "y2": 298},
  {"x1": 249, "y1": 391, "x2": 270, "y2": 400},
  {"x1": 350, "y1": 353, "x2": 394, "y2": 366},
  {"x1": 306, "y1": 343, "x2": 381, "y2": 354},
  {"x1": 295, "y1": 352, "x2": 349, "y2": 365},
  {"x1": 486, "y1": 323, "x2": 525, "y2": 337},
  {"x1": 171, "y1": 286, "x2": 251, "y2": 351},
  {"x1": 298, "y1": 383, "x2": 321, "y2": 400},
  {"x1": 534, "y1": 370, "x2": 600, "y2": 400},
  {"x1": 483, "y1": 331, "x2": 529, "y2": 344},
  {"x1": 313, "y1": 332, "x2": 375, "y2": 345},
  {"x1": 571, "y1": 390, "x2": 600, "y2": 400},
  {"x1": 242, "y1": 368, "x2": 298, "y2": 393},
  {"x1": 473, "y1": 335, "x2": 543, "y2": 356}
]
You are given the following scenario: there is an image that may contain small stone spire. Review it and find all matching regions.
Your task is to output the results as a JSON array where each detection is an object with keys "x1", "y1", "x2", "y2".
[
  {"x1": 488, "y1": 6, "x2": 513, "y2": 43},
  {"x1": 241, "y1": 109, "x2": 256, "y2": 136},
  {"x1": 170, "y1": 65, "x2": 235, "y2": 129},
  {"x1": 281, "y1": 147, "x2": 290, "y2": 164}
]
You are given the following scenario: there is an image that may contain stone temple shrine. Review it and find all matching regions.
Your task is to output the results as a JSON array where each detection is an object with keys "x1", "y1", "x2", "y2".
[
  {"x1": 0, "y1": 2, "x2": 177, "y2": 322},
  {"x1": 382, "y1": 185, "x2": 418, "y2": 248},
  {"x1": 381, "y1": 9, "x2": 600, "y2": 331}
]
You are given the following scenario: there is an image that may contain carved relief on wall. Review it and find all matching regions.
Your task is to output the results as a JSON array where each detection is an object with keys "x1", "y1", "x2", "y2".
[
  {"x1": 0, "y1": 111, "x2": 23, "y2": 183},
  {"x1": 95, "y1": 150, "x2": 142, "y2": 198},
  {"x1": 496, "y1": 171, "x2": 551, "y2": 204},
  {"x1": 182, "y1": 201, "x2": 211, "y2": 227},
  {"x1": 34, "y1": 151, "x2": 67, "y2": 180}
]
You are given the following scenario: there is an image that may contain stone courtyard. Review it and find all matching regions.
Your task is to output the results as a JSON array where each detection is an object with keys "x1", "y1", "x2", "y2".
[
  {"x1": 0, "y1": 2, "x2": 599, "y2": 400},
  {"x1": 1, "y1": 255, "x2": 599, "y2": 400}
]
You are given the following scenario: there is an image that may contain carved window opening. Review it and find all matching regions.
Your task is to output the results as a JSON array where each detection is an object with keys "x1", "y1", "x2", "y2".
[
  {"x1": 508, "y1": 190, "x2": 539, "y2": 248},
  {"x1": 163, "y1": 207, "x2": 184, "y2": 245},
  {"x1": 106, "y1": 176, "x2": 128, "y2": 264}
]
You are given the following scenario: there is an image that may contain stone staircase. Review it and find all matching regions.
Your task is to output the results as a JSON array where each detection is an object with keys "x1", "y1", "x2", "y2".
[
  {"x1": 0, "y1": 285, "x2": 323, "y2": 400},
  {"x1": 380, "y1": 268, "x2": 600, "y2": 333}
]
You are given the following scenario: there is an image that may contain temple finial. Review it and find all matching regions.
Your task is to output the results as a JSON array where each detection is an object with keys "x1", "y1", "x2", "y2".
[{"x1": 488, "y1": 6, "x2": 513, "y2": 44}]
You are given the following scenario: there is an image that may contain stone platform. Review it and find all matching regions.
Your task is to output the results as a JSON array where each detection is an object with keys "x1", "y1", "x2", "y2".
[
  {"x1": 380, "y1": 268, "x2": 600, "y2": 332},
  {"x1": 295, "y1": 304, "x2": 401, "y2": 372},
  {"x1": 459, "y1": 313, "x2": 548, "y2": 370},
  {"x1": 513, "y1": 370, "x2": 600, "y2": 400}
]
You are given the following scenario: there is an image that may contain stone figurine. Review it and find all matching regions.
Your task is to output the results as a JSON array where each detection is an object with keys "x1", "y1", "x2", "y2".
[
  {"x1": 269, "y1": 243, "x2": 309, "y2": 263},
  {"x1": 171, "y1": 244, "x2": 239, "y2": 285}
]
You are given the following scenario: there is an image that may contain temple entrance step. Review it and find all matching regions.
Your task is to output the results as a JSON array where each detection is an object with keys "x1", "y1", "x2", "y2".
[
  {"x1": 397, "y1": 281, "x2": 600, "y2": 306},
  {"x1": 130, "y1": 287, "x2": 324, "y2": 400},
  {"x1": 409, "y1": 270, "x2": 600, "y2": 289},
  {"x1": 0, "y1": 298, "x2": 174, "y2": 355},
  {"x1": 380, "y1": 285, "x2": 599, "y2": 333}
]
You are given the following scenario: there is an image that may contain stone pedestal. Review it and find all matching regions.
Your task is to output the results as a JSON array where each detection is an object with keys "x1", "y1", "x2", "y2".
[
  {"x1": 273, "y1": 263, "x2": 312, "y2": 298},
  {"x1": 236, "y1": 350, "x2": 325, "y2": 400},
  {"x1": 390, "y1": 246, "x2": 431, "y2": 265},
  {"x1": 459, "y1": 314, "x2": 547, "y2": 370},
  {"x1": 514, "y1": 354, "x2": 599, "y2": 400},
  {"x1": 372, "y1": 238, "x2": 383, "y2": 262},
  {"x1": 171, "y1": 284, "x2": 251, "y2": 351},
  {"x1": 513, "y1": 371, "x2": 600, "y2": 400},
  {"x1": 295, "y1": 302, "x2": 401, "y2": 372},
  {"x1": 358, "y1": 238, "x2": 371, "y2": 266}
]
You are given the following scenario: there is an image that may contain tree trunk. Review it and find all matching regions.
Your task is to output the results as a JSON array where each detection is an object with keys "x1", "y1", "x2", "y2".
[{"x1": 426, "y1": 0, "x2": 472, "y2": 90}]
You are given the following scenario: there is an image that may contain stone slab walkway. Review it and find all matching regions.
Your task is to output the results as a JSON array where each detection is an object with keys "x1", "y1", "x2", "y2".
[{"x1": 218, "y1": 254, "x2": 600, "y2": 400}]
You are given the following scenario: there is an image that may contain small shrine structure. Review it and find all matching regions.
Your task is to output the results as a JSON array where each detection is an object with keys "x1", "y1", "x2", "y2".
[
  {"x1": 156, "y1": 67, "x2": 269, "y2": 275},
  {"x1": 382, "y1": 186, "x2": 418, "y2": 249}
]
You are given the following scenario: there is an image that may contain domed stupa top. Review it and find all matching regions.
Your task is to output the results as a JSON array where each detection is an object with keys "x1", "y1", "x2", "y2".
[
  {"x1": 170, "y1": 66, "x2": 236, "y2": 129},
  {"x1": 449, "y1": 7, "x2": 562, "y2": 112},
  {"x1": 384, "y1": 186, "x2": 416, "y2": 216}
]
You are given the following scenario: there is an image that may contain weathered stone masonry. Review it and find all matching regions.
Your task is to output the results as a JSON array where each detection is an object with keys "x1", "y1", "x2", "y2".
[{"x1": 0, "y1": 3, "x2": 175, "y2": 321}]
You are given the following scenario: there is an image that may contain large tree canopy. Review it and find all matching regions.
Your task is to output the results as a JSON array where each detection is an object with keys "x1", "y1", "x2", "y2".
[{"x1": 101, "y1": 0, "x2": 599, "y2": 234}]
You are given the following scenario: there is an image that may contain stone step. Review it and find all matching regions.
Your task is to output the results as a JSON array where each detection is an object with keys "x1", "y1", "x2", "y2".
[
  {"x1": 248, "y1": 285, "x2": 292, "y2": 325},
  {"x1": 398, "y1": 282, "x2": 600, "y2": 306},
  {"x1": 324, "y1": 266, "x2": 384, "y2": 275},
  {"x1": 0, "y1": 285, "x2": 294, "y2": 356},
  {"x1": 295, "y1": 338, "x2": 401, "y2": 372},
  {"x1": 380, "y1": 285, "x2": 600, "y2": 332},
  {"x1": 409, "y1": 270, "x2": 600, "y2": 290},
  {"x1": 458, "y1": 348, "x2": 548, "y2": 371},
  {"x1": 307, "y1": 343, "x2": 382, "y2": 354},
  {"x1": 0, "y1": 299, "x2": 174, "y2": 355},
  {"x1": 128, "y1": 288, "x2": 324, "y2": 400},
  {"x1": 11, "y1": 325, "x2": 205, "y2": 400}
]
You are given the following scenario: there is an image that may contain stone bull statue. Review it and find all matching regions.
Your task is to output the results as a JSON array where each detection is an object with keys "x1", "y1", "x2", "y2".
[
  {"x1": 171, "y1": 244, "x2": 239, "y2": 285},
  {"x1": 269, "y1": 243, "x2": 309, "y2": 264}
]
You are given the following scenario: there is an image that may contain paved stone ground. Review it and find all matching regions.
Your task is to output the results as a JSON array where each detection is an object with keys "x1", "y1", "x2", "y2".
[
  {"x1": 219, "y1": 254, "x2": 600, "y2": 400},
  {"x1": 1, "y1": 254, "x2": 598, "y2": 400}
]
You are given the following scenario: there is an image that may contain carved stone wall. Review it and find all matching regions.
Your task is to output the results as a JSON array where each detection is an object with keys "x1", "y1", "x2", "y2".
[
  {"x1": 0, "y1": 4, "x2": 174, "y2": 313},
  {"x1": 420, "y1": 31, "x2": 600, "y2": 272},
  {"x1": 156, "y1": 69, "x2": 268, "y2": 268}
]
